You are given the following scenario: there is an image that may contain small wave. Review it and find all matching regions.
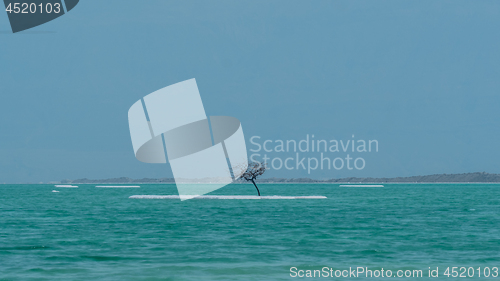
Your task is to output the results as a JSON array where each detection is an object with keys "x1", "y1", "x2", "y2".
[
  {"x1": 339, "y1": 184, "x2": 384, "y2": 187},
  {"x1": 0, "y1": 245, "x2": 48, "y2": 251},
  {"x1": 81, "y1": 255, "x2": 137, "y2": 261}
]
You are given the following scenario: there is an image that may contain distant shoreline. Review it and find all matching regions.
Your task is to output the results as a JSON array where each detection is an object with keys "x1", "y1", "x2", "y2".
[{"x1": 54, "y1": 172, "x2": 500, "y2": 184}]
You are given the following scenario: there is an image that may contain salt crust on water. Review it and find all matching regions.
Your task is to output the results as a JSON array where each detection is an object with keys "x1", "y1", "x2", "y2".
[{"x1": 129, "y1": 195, "x2": 327, "y2": 200}]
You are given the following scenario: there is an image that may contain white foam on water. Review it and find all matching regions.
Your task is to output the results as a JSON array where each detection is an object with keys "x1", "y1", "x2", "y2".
[
  {"x1": 54, "y1": 185, "x2": 78, "y2": 188},
  {"x1": 129, "y1": 195, "x2": 327, "y2": 200},
  {"x1": 339, "y1": 185, "x2": 384, "y2": 187},
  {"x1": 96, "y1": 186, "x2": 141, "y2": 188},
  {"x1": 52, "y1": 190, "x2": 59, "y2": 193}
]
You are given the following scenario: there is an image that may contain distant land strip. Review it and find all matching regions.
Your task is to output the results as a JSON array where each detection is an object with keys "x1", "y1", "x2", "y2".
[{"x1": 60, "y1": 172, "x2": 500, "y2": 184}]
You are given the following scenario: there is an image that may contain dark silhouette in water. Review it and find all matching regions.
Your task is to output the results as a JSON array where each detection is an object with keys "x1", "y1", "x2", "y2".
[{"x1": 239, "y1": 162, "x2": 267, "y2": 196}]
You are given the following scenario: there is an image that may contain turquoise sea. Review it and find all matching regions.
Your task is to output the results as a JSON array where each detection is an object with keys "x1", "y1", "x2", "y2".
[{"x1": 1, "y1": 183, "x2": 500, "y2": 280}]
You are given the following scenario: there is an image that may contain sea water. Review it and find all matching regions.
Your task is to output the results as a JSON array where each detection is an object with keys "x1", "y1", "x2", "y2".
[{"x1": 1, "y1": 183, "x2": 499, "y2": 280}]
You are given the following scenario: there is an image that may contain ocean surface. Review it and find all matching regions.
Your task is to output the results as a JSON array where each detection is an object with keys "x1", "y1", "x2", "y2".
[{"x1": 1, "y1": 183, "x2": 500, "y2": 280}]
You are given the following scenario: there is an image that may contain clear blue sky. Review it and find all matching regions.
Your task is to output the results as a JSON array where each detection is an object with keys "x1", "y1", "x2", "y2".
[{"x1": 1, "y1": 1, "x2": 499, "y2": 183}]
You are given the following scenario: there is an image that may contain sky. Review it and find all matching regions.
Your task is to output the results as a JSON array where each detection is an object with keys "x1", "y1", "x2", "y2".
[{"x1": 0, "y1": 0, "x2": 500, "y2": 183}]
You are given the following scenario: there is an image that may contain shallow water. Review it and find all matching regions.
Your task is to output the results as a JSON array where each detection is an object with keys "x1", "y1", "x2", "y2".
[{"x1": 1, "y1": 183, "x2": 499, "y2": 280}]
